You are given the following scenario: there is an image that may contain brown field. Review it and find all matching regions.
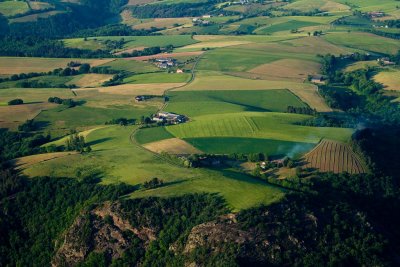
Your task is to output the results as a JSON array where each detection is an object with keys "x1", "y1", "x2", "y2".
[
  {"x1": 28, "y1": 1, "x2": 53, "y2": 10},
  {"x1": 127, "y1": 51, "x2": 204, "y2": 61},
  {"x1": 69, "y1": 74, "x2": 114, "y2": 88},
  {"x1": 127, "y1": 0, "x2": 155, "y2": 5},
  {"x1": 11, "y1": 152, "x2": 77, "y2": 170},
  {"x1": 249, "y1": 59, "x2": 321, "y2": 82},
  {"x1": 181, "y1": 41, "x2": 251, "y2": 50},
  {"x1": 320, "y1": 1, "x2": 350, "y2": 12},
  {"x1": 303, "y1": 139, "x2": 367, "y2": 174},
  {"x1": 0, "y1": 57, "x2": 114, "y2": 75},
  {"x1": 144, "y1": 138, "x2": 203, "y2": 154},
  {"x1": 289, "y1": 86, "x2": 331, "y2": 112},
  {"x1": 0, "y1": 102, "x2": 56, "y2": 129},
  {"x1": 373, "y1": 69, "x2": 400, "y2": 91},
  {"x1": 74, "y1": 83, "x2": 185, "y2": 96},
  {"x1": 90, "y1": 59, "x2": 116, "y2": 67}
]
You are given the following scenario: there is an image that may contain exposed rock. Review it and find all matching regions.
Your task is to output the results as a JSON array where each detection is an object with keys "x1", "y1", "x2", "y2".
[
  {"x1": 184, "y1": 213, "x2": 252, "y2": 253},
  {"x1": 52, "y1": 201, "x2": 157, "y2": 267},
  {"x1": 183, "y1": 210, "x2": 318, "y2": 266},
  {"x1": 52, "y1": 215, "x2": 92, "y2": 267}
]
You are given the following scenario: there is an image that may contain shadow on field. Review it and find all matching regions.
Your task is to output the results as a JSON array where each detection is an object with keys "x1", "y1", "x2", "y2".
[
  {"x1": 86, "y1": 137, "x2": 114, "y2": 146},
  {"x1": 34, "y1": 121, "x2": 50, "y2": 131},
  {"x1": 211, "y1": 97, "x2": 271, "y2": 112},
  {"x1": 162, "y1": 179, "x2": 188, "y2": 187}
]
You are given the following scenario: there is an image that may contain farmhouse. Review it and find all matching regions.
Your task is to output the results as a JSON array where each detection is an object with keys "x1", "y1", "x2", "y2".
[
  {"x1": 135, "y1": 95, "x2": 145, "y2": 102},
  {"x1": 377, "y1": 57, "x2": 395, "y2": 66},
  {"x1": 310, "y1": 75, "x2": 325, "y2": 84},
  {"x1": 192, "y1": 18, "x2": 212, "y2": 26},
  {"x1": 176, "y1": 69, "x2": 184, "y2": 73},
  {"x1": 155, "y1": 58, "x2": 176, "y2": 69},
  {"x1": 152, "y1": 111, "x2": 186, "y2": 124},
  {"x1": 366, "y1": 11, "x2": 385, "y2": 19}
]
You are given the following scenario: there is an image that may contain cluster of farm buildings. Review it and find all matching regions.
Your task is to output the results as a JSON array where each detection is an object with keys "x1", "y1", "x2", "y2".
[
  {"x1": 155, "y1": 58, "x2": 176, "y2": 69},
  {"x1": 152, "y1": 111, "x2": 187, "y2": 124},
  {"x1": 153, "y1": 58, "x2": 184, "y2": 73}
]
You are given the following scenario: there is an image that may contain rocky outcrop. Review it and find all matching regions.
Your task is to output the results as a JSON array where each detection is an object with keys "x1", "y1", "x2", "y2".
[
  {"x1": 183, "y1": 211, "x2": 318, "y2": 265},
  {"x1": 52, "y1": 202, "x2": 156, "y2": 267},
  {"x1": 184, "y1": 213, "x2": 252, "y2": 253}
]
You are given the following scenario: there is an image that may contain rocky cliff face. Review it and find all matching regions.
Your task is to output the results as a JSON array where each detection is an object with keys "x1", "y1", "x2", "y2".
[
  {"x1": 52, "y1": 200, "x2": 320, "y2": 266},
  {"x1": 52, "y1": 202, "x2": 156, "y2": 267},
  {"x1": 183, "y1": 211, "x2": 318, "y2": 266}
]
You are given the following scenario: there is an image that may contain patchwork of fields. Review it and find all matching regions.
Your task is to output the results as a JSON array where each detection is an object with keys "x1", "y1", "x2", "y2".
[
  {"x1": 22, "y1": 125, "x2": 285, "y2": 211},
  {"x1": 1, "y1": 0, "x2": 398, "y2": 210}
]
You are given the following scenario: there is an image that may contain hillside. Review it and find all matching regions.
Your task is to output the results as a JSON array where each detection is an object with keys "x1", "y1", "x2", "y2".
[{"x1": 0, "y1": 0, "x2": 400, "y2": 266}]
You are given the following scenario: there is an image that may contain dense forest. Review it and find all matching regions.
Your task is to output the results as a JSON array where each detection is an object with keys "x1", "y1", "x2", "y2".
[
  {"x1": 129, "y1": 0, "x2": 225, "y2": 18},
  {"x1": 0, "y1": 0, "x2": 161, "y2": 58}
]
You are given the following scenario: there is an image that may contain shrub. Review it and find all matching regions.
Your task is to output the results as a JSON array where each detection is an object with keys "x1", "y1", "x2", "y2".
[{"x1": 8, "y1": 99, "x2": 23, "y2": 105}]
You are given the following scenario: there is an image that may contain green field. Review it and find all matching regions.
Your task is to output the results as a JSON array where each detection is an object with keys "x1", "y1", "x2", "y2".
[
  {"x1": 335, "y1": 0, "x2": 399, "y2": 13},
  {"x1": 165, "y1": 90, "x2": 306, "y2": 117},
  {"x1": 0, "y1": 1, "x2": 29, "y2": 17},
  {"x1": 36, "y1": 105, "x2": 155, "y2": 132},
  {"x1": 323, "y1": 32, "x2": 400, "y2": 54},
  {"x1": 124, "y1": 72, "x2": 191, "y2": 84},
  {"x1": 197, "y1": 47, "x2": 316, "y2": 72},
  {"x1": 64, "y1": 35, "x2": 198, "y2": 51},
  {"x1": 23, "y1": 125, "x2": 285, "y2": 210},
  {"x1": 185, "y1": 137, "x2": 315, "y2": 157},
  {"x1": 166, "y1": 112, "x2": 352, "y2": 144},
  {"x1": 0, "y1": 75, "x2": 73, "y2": 89},
  {"x1": 135, "y1": 126, "x2": 174, "y2": 144},
  {"x1": 0, "y1": 87, "x2": 74, "y2": 103},
  {"x1": 256, "y1": 20, "x2": 321, "y2": 34},
  {"x1": 63, "y1": 38, "x2": 106, "y2": 50}
]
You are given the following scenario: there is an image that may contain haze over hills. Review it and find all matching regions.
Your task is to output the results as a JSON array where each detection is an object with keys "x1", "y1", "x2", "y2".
[{"x1": 0, "y1": 0, "x2": 400, "y2": 266}]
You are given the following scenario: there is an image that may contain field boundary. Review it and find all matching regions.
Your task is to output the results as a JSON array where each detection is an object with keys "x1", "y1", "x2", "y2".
[{"x1": 129, "y1": 127, "x2": 187, "y2": 168}]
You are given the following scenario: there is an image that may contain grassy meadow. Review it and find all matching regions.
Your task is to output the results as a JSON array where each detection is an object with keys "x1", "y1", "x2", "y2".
[
  {"x1": 165, "y1": 112, "x2": 353, "y2": 144},
  {"x1": 64, "y1": 35, "x2": 198, "y2": 51},
  {"x1": 165, "y1": 90, "x2": 306, "y2": 117},
  {"x1": 323, "y1": 32, "x2": 400, "y2": 54},
  {"x1": 23, "y1": 125, "x2": 285, "y2": 211},
  {"x1": 185, "y1": 137, "x2": 315, "y2": 157},
  {"x1": 134, "y1": 126, "x2": 175, "y2": 144},
  {"x1": 0, "y1": 1, "x2": 29, "y2": 17}
]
